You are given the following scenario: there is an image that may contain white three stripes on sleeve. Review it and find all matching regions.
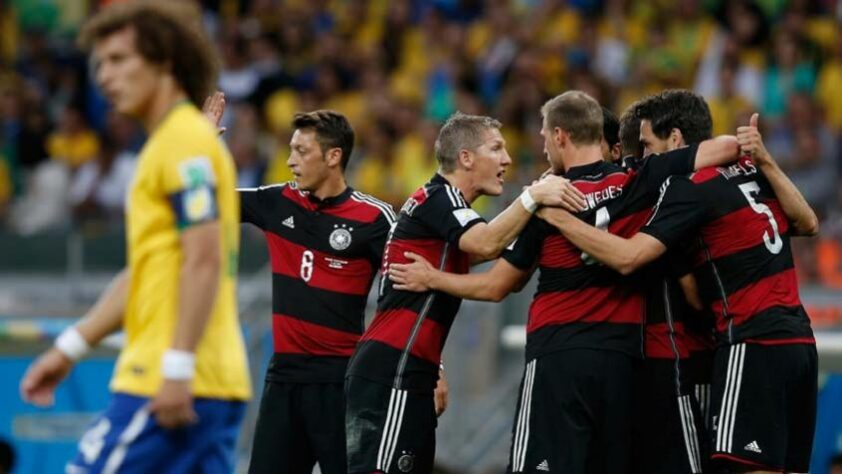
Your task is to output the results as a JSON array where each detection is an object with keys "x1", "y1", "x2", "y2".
[{"x1": 352, "y1": 191, "x2": 396, "y2": 224}]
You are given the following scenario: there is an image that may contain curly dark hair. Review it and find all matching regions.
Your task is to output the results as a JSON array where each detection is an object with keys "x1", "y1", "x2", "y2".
[{"x1": 78, "y1": 0, "x2": 218, "y2": 107}]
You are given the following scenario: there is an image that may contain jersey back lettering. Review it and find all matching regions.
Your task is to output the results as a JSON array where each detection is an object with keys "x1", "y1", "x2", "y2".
[
  {"x1": 641, "y1": 157, "x2": 814, "y2": 345},
  {"x1": 503, "y1": 146, "x2": 698, "y2": 360}
]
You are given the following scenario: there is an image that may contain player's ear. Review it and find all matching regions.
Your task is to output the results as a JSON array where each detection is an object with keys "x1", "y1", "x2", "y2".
[
  {"x1": 555, "y1": 127, "x2": 567, "y2": 148},
  {"x1": 457, "y1": 148, "x2": 474, "y2": 170},
  {"x1": 611, "y1": 143, "x2": 622, "y2": 161},
  {"x1": 325, "y1": 147, "x2": 343, "y2": 168},
  {"x1": 670, "y1": 128, "x2": 684, "y2": 147}
]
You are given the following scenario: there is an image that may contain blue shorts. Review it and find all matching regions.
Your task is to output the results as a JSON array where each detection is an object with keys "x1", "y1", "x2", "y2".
[{"x1": 66, "y1": 392, "x2": 246, "y2": 474}]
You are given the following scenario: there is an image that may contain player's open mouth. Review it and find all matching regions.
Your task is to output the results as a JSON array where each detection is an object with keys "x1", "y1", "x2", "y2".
[{"x1": 497, "y1": 170, "x2": 505, "y2": 184}]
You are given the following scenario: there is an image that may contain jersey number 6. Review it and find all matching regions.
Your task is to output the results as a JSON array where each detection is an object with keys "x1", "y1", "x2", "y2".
[
  {"x1": 738, "y1": 181, "x2": 783, "y2": 255},
  {"x1": 300, "y1": 250, "x2": 315, "y2": 282}
]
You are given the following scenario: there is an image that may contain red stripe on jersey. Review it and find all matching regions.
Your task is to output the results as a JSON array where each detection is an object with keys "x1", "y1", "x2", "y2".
[
  {"x1": 684, "y1": 329, "x2": 716, "y2": 352},
  {"x1": 537, "y1": 235, "x2": 581, "y2": 268},
  {"x1": 280, "y1": 186, "x2": 385, "y2": 223},
  {"x1": 607, "y1": 208, "x2": 653, "y2": 237},
  {"x1": 571, "y1": 171, "x2": 629, "y2": 194},
  {"x1": 361, "y1": 308, "x2": 445, "y2": 364},
  {"x1": 528, "y1": 286, "x2": 643, "y2": 332},
  {"x1": 743, "y1": 337, "x2": 815, "y2": 345},
  {"x1": 710, "y1": 453, "x2": 783, "y2": 472},
  {"x1": 273, "y1": 313, "x2": 358, "y2": 356},
  {"x1": 383, "y1": 238, "x2": 468, "y2": 275},
  {"x1": 690, "y1": 167, "x2": 721, "y2": 184},
  {"x1": 321, "y1": 198, "x2": 383, "y2": 223},
  {"x1": 282, "y1": 185, "x2": 313, "y2": 208},
  {"x1": 645, "y1": 321, "x2": 689, "y2": 359},
  {"x1": 538, "y1": 209, "x2": 652, "y2": 269},
  {"x1": 265, "y1": 232, "x2": 374, "y2": 296},
  {"x1": 409, "y1": 186, "x2": 430, "y2": 205},
  {"x1": 711, "y1": 268, "x2": 802, "y2": 332},
  {"x1": 699, "y1": 202, "x2": 789, "y2": 260}
]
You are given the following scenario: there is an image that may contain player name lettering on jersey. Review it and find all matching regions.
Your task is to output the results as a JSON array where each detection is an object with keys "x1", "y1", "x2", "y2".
[
  {"x1": 718, "y1": 160, "x2": 757, "y2": 180},
  {"x1": 583, "y1": 184, "x2": 624, "y2": 211}
]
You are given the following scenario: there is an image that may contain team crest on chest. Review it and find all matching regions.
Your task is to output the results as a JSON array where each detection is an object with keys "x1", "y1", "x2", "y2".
[{"x1": 329, "y1": 223, "x2": 354, "y2": 250}]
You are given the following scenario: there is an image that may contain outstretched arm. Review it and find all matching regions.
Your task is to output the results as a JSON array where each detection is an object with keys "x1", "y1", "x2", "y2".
[
  {"x1": 20, "y1": 269, "x2": 128, "y2": 406},
  {"x1": 737, "y1": 113, "x2": 819, "y2": 236},
  {"x1": 536, "y1": 208, "x2": 666, "y2": 275},
  {"x1": 389, "y1": 252, "x2": 529, "y2": 302},
  {"x1": 693, "y1": 135, "x2": 740, "y2": 169},
  {"x1": 458, "y1": 175, "x2": 587, "y2": 261}
]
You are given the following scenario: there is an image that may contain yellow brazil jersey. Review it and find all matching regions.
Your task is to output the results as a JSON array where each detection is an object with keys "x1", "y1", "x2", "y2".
[{"x1": 111, "y1": 102, "x2": 251, "y2": 401}]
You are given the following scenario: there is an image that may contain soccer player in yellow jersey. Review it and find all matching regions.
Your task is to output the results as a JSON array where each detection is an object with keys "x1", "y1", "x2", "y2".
[{"x1": 19, "y1": 2, "x2": 250, "y2": 472}]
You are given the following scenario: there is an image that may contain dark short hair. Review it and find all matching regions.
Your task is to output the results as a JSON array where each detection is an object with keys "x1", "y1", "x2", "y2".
[
  {"x1": 541, "y1": 91, "x2": 603, "y2": 146},
  {"x1": 602, "y1": 106, "x2": 619, "y2": 148},
  {"x1": 435, "y1": 112, "x2": 502, "y2": 173},
  {"x1": 619, "y1": 100, "x2": 644, "y2": 159},
  {"x1": 636, "y1": 89, "x2": 713, "y2": 144},
  {"x1": 292, "y1": 110, "x2": 355, "y2": 170}
]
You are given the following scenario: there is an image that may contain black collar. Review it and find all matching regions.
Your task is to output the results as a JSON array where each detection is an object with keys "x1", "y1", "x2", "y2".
[
  {"x1": 430, "y1": 173, "x2": 449, "y2": 186},
  {"x1": 429, "y1": 173, "x2": 468, "y2": 199},
  {"x1": 564, "y1": 160, "x2": 622, "y2": 181},
  {"x1": 306, "y1": 186, "x2": 353, "y2": 207}
]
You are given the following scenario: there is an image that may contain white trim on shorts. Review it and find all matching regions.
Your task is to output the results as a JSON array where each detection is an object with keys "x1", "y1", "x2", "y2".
[{"x1": 511, "y1": 359, "x2": 537, "y2": 472}]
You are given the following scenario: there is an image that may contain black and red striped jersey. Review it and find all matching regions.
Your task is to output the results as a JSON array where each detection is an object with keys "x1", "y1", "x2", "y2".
[
  {"x1": 346, "y1": 173, "x2": 486, "y2": 392},
  {"x1": 620, "y1": 154, "x2": 716, "y2": 361},
  {"x1": 503, "y1": 146, "x2": 698, "y2": 361},
  {"x1": 641, "y1": 156, "x2": 814, "y2": 345},
  {"x1": 240, "y1": 183, "x2": 395, "y2": 383}
]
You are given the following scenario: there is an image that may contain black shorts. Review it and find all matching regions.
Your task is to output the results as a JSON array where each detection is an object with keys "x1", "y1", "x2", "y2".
[
  {"x1": 685, "y1": 349, "x2": 715, "y2": 430},
  {"x1": 345, "y1": 376, "x2": 437, "y2": 474},
  {"x1": 507, "y1": 349, "x2": 634, "y2": 474},
  {"x1": 248, "y1": 381, "x2": 346, "y2": 474},
  {"x1": 710, "y1": 343, "x2": 817, "y2": 473},
  {"x1": 632, "y1": 358, "x2": 708, "y2": 474}
]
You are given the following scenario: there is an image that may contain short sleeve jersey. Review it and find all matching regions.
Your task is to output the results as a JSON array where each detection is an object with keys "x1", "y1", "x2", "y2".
[
  {"x1": 641, "y1": 157, "x2": 814, "y2": 345},
  {"x1": 503, "y1": 146, "x2": 698, "y2": 361},
  {"x1": 347, "y1": 174, "x2": 486, "y2": 392},
  {"x1": 112, "y1": 102, "x2": 251, "y2": 401},
  {"x1": 239, "y1": 184, "x2": 394, "y2": 383}
]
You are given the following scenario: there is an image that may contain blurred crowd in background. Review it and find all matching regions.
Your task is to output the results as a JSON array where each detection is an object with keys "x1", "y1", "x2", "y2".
[{"x1": 0, "y1": 0, "x2": 841, "y2": 288}]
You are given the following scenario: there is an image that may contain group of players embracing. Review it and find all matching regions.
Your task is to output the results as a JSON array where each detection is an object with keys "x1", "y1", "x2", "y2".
[{"x1": 243, "y1": 88, "x2": 817, "y2": 474}]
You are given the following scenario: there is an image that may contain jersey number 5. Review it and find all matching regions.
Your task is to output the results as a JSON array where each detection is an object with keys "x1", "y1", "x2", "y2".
[
  {"x1": 738, "y1": 181, "x2": 782, "y2": 255},
  {"x1": 300, "y1": 250, "x2": 314, "y2": 282}
]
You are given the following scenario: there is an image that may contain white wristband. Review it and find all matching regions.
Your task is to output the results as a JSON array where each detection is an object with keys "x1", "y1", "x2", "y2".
[
  {"x1": 55, "y1": 327, "x2": 91, "y2": 361},
  {"x1": 520, "y1": 189, "x2": 538, "y2": 213},
  {"x1": 162, "y1": 349, "x2": 195, "y2": 381}
]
